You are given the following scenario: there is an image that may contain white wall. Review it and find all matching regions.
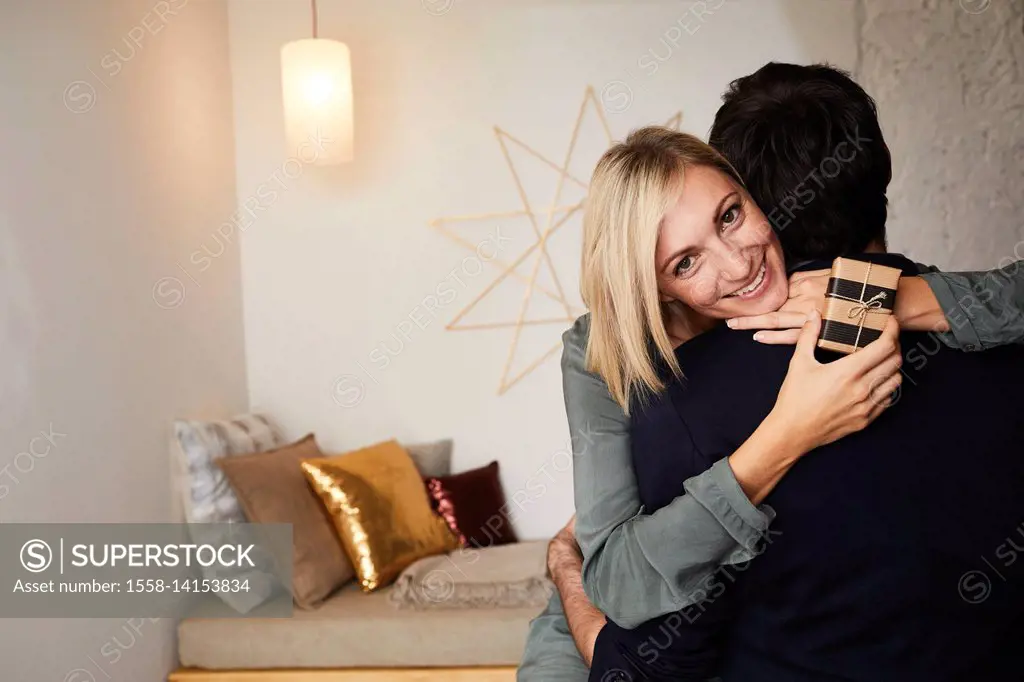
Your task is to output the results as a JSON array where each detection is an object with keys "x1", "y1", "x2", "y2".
[
  {"x1": 0, "y1": 0, "x2": 246, "y2": 679},
  {"x1": 229, "y1": 0, "x2": 859, "y2": 540},
  {"x1": 859, "y1": 0, "x2": 1024, "y2": 269}
]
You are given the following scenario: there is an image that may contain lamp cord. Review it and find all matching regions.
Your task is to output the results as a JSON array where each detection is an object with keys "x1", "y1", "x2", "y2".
[{"x1": 311, "y1": 0, "x2": 319, "y2": 38}]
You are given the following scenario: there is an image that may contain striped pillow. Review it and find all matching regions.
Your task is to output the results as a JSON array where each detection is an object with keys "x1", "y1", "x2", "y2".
[
  {"x1": 173, "y1": 414, "x2": 284, "y2": 614},
  {"x1": 173, "y1": 413, "x2": 282, "y2": 524}
]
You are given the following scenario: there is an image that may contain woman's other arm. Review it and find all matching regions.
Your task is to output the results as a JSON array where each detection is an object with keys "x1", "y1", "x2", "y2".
[
  {"x1": 918, "y1": 261, "x2": 1024, "y2": 350},
  {"x1": 732, "y1": 261, "x2": 1024, "y2": 349}
]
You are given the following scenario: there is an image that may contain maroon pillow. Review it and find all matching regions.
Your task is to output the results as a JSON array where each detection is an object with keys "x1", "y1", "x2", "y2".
[{"x1": 424, "y1": 461, "x2": 518, "y2": 548}]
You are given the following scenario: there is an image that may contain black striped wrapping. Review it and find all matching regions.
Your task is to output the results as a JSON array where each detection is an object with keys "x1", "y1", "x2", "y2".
[
  {"x1": 819, "y1": 318, "x2": 884, "y2": 348},
  {"x1": 816, "y1": 258, "x2": 901, "y2": 355},
  {"x1": 826, "y1": 278, "x2": 897, "y2": 312}
]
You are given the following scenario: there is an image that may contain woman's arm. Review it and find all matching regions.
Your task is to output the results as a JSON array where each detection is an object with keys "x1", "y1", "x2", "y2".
[
  {"x1": 569, "y1": 311, "x2": 903, "y2": 629},
  {"x1": 566, "y1": 315, "x2": 781, "y2": 628},
  {"x1": 731, "y1": 261, "x2": 1024, "y2": 349},
  {"x1": 918, "y1": 261, "x2": 1024, "y2": 350}
]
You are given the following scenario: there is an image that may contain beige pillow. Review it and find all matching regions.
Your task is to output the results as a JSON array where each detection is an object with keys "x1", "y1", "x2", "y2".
[
  {"x1": 388, "y1": 540, "x2": 553, "y2": 610},
  {"x1": 404, "y1": 439, "x2": 453, "y2": 478},
  {"x1": 218, "y1": 434, "x2": 354, "y2": 608}
]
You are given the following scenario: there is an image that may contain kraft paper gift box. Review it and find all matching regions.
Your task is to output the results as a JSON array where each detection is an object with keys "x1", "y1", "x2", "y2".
[{"x1": 817, "y1": 257, "x2": 902, "y2": 355}]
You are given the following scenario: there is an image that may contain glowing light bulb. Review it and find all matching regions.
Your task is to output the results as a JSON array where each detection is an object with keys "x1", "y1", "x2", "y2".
[{"x1": 280, "y1": 39, "x2": 353, "y2": 164}]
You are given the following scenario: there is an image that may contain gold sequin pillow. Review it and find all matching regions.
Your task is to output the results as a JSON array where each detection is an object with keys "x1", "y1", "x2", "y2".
[{"x1": 302, "y1": 440, "x2": 459, "y2": 591}]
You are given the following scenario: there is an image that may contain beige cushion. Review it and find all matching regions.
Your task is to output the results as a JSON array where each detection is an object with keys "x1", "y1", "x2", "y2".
[
  {"x1": 404, "y1": 438, "x2": 454, "y2": 478},
  {"x1": 178, "y1": 582, "x2": 539, "y2": 669},
  {"x1": 217, "y1": 434, "x2": 354, "y2": 609},
  {"x1": 388, "y1": 541, "x2": 553, "y2": 610}
]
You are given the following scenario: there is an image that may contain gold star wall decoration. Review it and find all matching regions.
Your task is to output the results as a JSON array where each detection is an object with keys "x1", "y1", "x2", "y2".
[{"x1": 429, "y1": 86, "x2": 683, "y2": 395}]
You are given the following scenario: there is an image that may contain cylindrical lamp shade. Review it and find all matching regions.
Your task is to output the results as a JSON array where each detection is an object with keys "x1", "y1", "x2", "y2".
[{"x1": 281, "y1": 38, "x2": 354, "y2": 165}]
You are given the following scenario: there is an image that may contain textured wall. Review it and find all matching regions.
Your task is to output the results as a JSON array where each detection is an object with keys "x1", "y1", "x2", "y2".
[{"x1": 858, "y1": 0, "x2": 1024, "y2": 269}]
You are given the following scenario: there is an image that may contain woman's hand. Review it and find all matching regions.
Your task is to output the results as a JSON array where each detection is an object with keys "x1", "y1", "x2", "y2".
[
  {"x1": 728, "y1": 310, "x2": 903, "y2": 505},
  {"x1": 726, "y1": 269, "x2": 830, "y2": 344},
  {"x1": 729, "y1": 269, "x2": 951, "y2": 341},
  {"x1": 770, "y1": 309, "x2": 903, "y2": 452}
]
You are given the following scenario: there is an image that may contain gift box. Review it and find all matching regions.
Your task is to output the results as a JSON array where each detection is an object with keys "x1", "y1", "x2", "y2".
[{"x1": 817, "y1": 257, "x2": 901, "y2": 354}]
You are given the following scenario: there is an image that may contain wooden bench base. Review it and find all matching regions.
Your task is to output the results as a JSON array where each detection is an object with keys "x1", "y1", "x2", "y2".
[{"x1": 170, "y1": 668, "x2": 517, "y2": 682}]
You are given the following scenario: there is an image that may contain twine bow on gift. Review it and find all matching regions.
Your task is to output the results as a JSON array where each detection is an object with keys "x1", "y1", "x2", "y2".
[
  {"x1": 847, "y1": 291, "x2": 888, "y2": 320},
  {"x1": 828, "y1": 262, "x2": 890, "y2": 349}
]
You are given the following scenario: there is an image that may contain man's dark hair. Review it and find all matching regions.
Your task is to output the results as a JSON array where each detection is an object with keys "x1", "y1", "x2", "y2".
[{"x1": 708, "y1": 62, "x2": 892, "y2": 262}]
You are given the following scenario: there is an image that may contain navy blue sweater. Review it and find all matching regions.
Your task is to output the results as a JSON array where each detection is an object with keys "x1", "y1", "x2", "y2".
[{"x1": 590, "y1": 253, "x2": 1024, "y2": 682}]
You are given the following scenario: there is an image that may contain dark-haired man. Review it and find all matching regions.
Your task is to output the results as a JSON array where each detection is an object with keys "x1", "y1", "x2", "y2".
[
  {"x1": 519, "y1": 62, "x2": 1024, "y2": 682},
  {"x1": 710, "y1": 62, "x2": 893, "y2": 262}
]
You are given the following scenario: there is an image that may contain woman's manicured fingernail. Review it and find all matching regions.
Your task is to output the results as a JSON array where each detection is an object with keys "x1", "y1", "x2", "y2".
[
  {"x1": 727, "y1": 319, "x2": 737, "y2": 328},
  {"x1": 753, "y1": 332, "x2": 765, "y2": 342}
]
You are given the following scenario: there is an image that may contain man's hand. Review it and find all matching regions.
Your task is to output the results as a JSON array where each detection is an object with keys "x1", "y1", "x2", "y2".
[
  {"x1": 726, "y1": 269, "x2": 830, "y2": 344},
  {"x1": 546, "y1": 514, "x2": 606, "y2": 667},
  {"x1": 547, "y1": 515, "x2": 582, "y2": 580}
]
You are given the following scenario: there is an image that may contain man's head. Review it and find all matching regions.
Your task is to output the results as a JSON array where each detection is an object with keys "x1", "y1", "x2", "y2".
[{"x1": 709, "y1": 62, "x2": 892, "y2": 262}]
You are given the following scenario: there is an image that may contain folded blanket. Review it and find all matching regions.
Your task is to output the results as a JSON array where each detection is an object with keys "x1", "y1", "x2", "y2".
[{"x1": 388, "y1": 540, "x2": 553, "y2": 609}]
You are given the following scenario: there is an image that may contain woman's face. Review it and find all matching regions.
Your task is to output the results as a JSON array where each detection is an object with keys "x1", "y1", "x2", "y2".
[{"x1": 655, "y1": 165, "x2": 788, "y2": 319}]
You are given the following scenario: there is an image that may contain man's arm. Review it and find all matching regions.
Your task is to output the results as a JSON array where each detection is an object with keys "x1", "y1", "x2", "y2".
[
  {"x1": 518, "y1": 592, "x2": 591, "y2": 682},
  {"x1": 543, "y1": 516, "x2": 740, "y2": 682},
  {"x1": 547, "y1": 517, "x2": 606, "y2": 666},
  {"x1": 518, "y1": 518, "x2": 604, "y2": 682}
]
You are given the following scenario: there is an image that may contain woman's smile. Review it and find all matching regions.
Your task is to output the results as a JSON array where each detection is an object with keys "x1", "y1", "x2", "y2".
[{"x1": 724, "y1": 258, "x2": 768, "y2": 299}]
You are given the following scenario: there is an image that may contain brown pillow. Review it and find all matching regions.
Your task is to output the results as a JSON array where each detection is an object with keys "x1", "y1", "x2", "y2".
[
  {"x1": 217, "y1": 434, "x2": 353, "y2": 608},
  {"x1": 425, "y1": 461, "x2": 518, "y2": 548}
]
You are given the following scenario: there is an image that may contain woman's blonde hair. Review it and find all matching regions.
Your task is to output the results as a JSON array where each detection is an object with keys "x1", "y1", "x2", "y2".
[{"x1": 581, "y1": 126, "x2": 743, "y2": 414}]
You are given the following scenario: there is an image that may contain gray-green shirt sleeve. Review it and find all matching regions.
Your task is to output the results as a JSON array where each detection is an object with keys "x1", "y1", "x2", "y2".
[
  {"x1": 918, "y1": 261, "x2": 1024, "y2": 350},
  {"x1": 565, "y1": 315, "x2": 775, "y2": 629},
  {"x1": 518, "y1": 593, "x2": 589, "y2": 682}
]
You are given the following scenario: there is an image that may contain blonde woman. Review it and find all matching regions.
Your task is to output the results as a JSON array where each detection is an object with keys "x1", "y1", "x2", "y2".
[
  {"x1": 523, "y1": 129, "x2": 903, "y2": 679},
  {"x1": 521, "y1": 63, "x2": 1024, "y2": 682}
]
